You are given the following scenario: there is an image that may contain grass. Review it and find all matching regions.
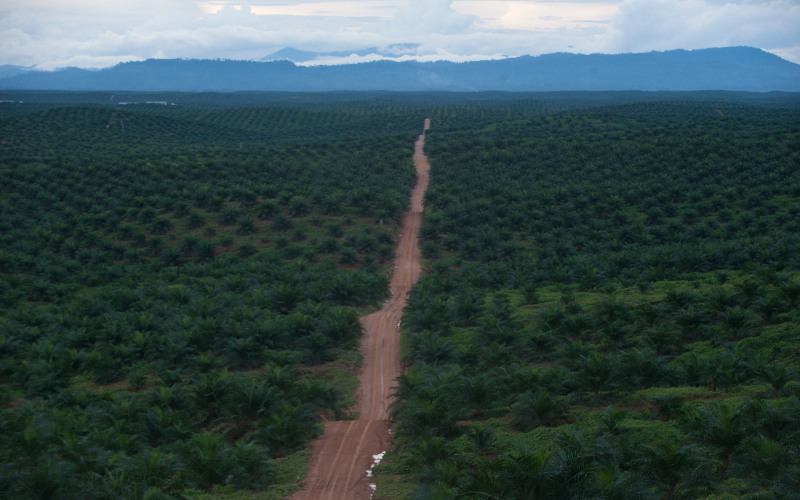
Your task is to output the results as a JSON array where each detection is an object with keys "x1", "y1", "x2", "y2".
[
  {"x1": 372, "y1": 473, "x2": 416, "y2": 500},
  {"x1": 311, "y1": 362, "x2": 361, "y2": 413},
  {"x1": 620, "y1": 385, "x2": 717, "y2": 405},
  {"x1": 200, "y1": 449, "x2": 308, "y2": 500},
  {"x1": 739, "y1": 322, "x2": 800, "y2": 358},
  {"x1": 372, "y1": 449, "x2": 416, "y2": 500},
  {"x1": 616, "y1": 418, "x2": 683, "y2": 445}
]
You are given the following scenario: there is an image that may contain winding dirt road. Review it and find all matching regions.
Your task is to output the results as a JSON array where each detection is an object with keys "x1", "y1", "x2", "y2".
[{"x1": 289, "y1": 119, "x2": 431, "y2": 500}]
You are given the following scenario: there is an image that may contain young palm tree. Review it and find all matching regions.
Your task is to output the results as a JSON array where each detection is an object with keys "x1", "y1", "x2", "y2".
[
  {"x1": 232, "y1": 441, "x2": 274, "y2": 490},
  {"x1": 459, "y1": 375, "x2": 495, "y2": 418},
  {"x1": 684, "y1": 401, "x2": 750, "y2": 474},
  {"x1": 758, "y1": 361, "x2": 798, "y2": 397},
  {"x1": 483, "y1": 446, "x2": 569, "y2": 499},
  {"x1": 187, "y1": 211, "x2": 205, "y2": 229},
  {"x1": 511, "y1": 389, "x2": 567, "y2": 431},
  {"x1": 466, "y1": 425, "x2": 496, "y2": 453},
  {"x1": 267, "y1": 283, "x2": 302, "y2": 314},
  {"x1": 620, "y1": 349, "x2": 667, "y2": 389},
  {"x1": 777, "y1": 278, "x2": 800, "y2": 308},
  {"x1": 407, "y1": 331, "x2": 454, "y2": 365},
  {"x1": 675, "y1": 351, "x2": 712, "y2": 387},
  {"x1": 638, "y1": 442, "x2": 707, "y2": 500},
  {"x1": 320, "y1": 307, "x2": 360, "y2": 345},
  {"x1": 393, "y1": 394, "x2": 458, "y2": 440},
  {"x1": 577, "y1": 352, "x2": 620, "y2": 400},
  {"x1": 233, "y1": 378, "x2": 281, "y2": 420},
  {"x1": 300, "y1": 331, "x2": 333, "y2": 365},
  {"x1": 597, "y1": 406, "x2": 627, "y2": 436},
  {"x1": 594, "y1": 462, "x2": 648, "y2": 500},
  {"x1": 255, "y1": 402, "x2": 320, "y2": 456},
  {"x1": 224, "y1": 336, "x2": 262, "y2": 369},
  {"x1": 236, "y1": 216, "x2": 256, "y2": 236},
  {"x1": 262, "y1": 364, "x2": 294, "y2": 390},
  {"x1": 734, "y1": 437, "x2": 788, "y2": 483},
  {"x1": 178, "y1": 432, "x2": 237, "y2": 490},
  {"x1": 131, "y1": 448, "x2": 180, "y2": 492},
  {"x1": 24, "y1": 456, "x2": 80, "y2": 500},
  {"x1": 193, "y1": 371, "x2": 233, "y2": 419},
  {"x1": 148, "y1": 217, "x2": 173, "y2": 235}
]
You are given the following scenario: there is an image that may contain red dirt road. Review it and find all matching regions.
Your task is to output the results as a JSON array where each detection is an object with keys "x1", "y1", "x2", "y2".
[{"x1": 289, "y1": 119, "x2": 431, "y2": 500}]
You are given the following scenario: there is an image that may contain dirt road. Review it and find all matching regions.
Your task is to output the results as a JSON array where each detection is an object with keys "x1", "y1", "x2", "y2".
[{"x1": 289, "y1": 119, "x2": 431, "y2": 500}]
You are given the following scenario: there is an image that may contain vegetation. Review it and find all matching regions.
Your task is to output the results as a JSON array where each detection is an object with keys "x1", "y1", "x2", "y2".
[
  {"x1": 0, "y1": 94, "x2": 425, "y2": 498},
  {"x1": 2, "y1": 91, "x2": 799, "y2": 499},
  {"x1": 379, "y1": 96, "x2": 800, "y2": 499}
]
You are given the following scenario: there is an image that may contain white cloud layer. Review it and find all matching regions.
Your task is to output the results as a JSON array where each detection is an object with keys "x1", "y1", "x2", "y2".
[{"x1": 0, "y1": 0, "x2": 798, "y2": 70}]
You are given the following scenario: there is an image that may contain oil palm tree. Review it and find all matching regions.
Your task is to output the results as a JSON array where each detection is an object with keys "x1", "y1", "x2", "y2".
[
  {"x1": 757, "y1": 360, "x2": 798, "y2": 397},
  {"x1": 511, "y1": 389, "x2": 567, "y2": 431},
  {"x1": 576, "y1": 352, "x2": 620, "y2": 400},
  {"x1": 638, "y1": 442, "x2": 708, "y2": 500},
  {"x1": 684, "y1": 401, "x2": 750, "y2": 475},
  {"x1": 459, "y1": 375, "x2": 495, "y2": 418},
  {"x1": 255, "y1": 402, "x2": 320, "y2": 457},
  {"x1": 178, "y1": 432, "x2": 237, "y2": 490},
  {"x1": 469, "y1": 446, "x2": 569, "y2": 499},
  {"x1": 407, "y1": 331, "x2": 454, "y2": 365}
]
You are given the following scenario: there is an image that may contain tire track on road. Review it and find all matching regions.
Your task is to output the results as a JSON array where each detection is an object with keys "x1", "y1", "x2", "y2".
[{"x1": 290, "y1": 119, "x2": 431, "y2": 500}]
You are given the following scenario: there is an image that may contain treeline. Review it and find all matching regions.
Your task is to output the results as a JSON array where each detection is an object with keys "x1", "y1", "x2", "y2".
[{"x1": 377, "y1": 98, "x2": 800, "y2": 498}]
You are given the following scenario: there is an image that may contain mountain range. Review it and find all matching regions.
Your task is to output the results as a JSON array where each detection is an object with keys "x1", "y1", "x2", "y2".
[
  {"x1": 260, "y1": 44, "x2": 421, "y2": 63},
  {"x1": 1, "y1": 47, "x2": 798, "y2": 92}
]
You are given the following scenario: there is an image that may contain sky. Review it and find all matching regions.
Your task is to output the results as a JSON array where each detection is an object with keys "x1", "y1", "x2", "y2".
[{"x1": 1, "y1": 0, "x2": 799, "y2": 70}]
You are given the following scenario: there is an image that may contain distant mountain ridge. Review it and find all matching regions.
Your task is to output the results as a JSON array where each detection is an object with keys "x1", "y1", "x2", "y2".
[
  {"x1": 260, "y1": 44, "x2": 421, "y2": 63},
  {"x1": 1, "y1": 47, "x2": 798, "y2": 92},
  {"x1": 0, "y1": 65, "x2": 32, "y2": 80}
]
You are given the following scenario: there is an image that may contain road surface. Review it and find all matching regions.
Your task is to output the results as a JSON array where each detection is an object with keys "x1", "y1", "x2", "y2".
[{"x1": 289, "y1": 118, "x2": 431, "y2": 500}]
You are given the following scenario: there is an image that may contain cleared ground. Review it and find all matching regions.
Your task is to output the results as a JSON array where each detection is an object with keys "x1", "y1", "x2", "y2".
[{"x1": 290, "y1": 119, "x2": 431, "y2": 500}]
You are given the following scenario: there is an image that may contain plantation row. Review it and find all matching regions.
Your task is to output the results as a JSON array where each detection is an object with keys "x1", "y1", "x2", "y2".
[
  {"x1": 1, "y1": 92, "x2": 798, "y2": 499},
  {"x1": 0, "y1": 96, "x2": 429, "y2": 498},
  {"x1": 376, "y1": 98, "x2": 800, "y2": 499},
  {"x1": 0, "y1": 104, "x2": 420, "y2": 308}
]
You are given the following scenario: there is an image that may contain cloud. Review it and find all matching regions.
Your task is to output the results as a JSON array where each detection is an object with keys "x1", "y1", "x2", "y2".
[
  {"x1": 767, "y1": 45, "x2": 800, "y2": 63},
  {"x1": 34, "y1": 54, "x2": 146, "y2": 71},
  {"x1": 0, "y1": 0, "x2": 798, "y2": 69},
  {"x1": 385, "y1": 0, "x2": 478, "y2": 35},
  {"x1": 601, "y1": 0, "x2": 800, "y2": 57}
]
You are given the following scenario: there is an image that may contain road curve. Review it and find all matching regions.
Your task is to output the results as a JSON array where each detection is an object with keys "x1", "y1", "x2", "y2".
[{"x1": 289, "y1": 119, "x2": 431, "y2": 500}]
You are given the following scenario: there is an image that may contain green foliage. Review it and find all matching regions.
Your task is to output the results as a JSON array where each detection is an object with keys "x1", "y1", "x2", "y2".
[
  {"x1": 0, "y1": 92, "x2": 426, "y2": 498},
  {"x1": 4, "y1": 91, "x2": 800, "y2": 499},
  {"x1": 385, "y1": 93, "x2": 800, "y2": 499}
]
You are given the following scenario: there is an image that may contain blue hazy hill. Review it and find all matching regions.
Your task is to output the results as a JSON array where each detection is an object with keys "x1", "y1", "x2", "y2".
[{"x1": 1, "y1": 47, "x2": 798, "y2": 92}]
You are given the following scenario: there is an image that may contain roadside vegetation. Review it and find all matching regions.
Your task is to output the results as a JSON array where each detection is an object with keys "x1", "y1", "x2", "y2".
[
  {"x1": 1, "y1": 91, "x2": 798, "y2": 499},
  {"x1": 377, "y1": 96, "x2": 800, "y2": 499},
  {"x1": 0, "y1": 94, "x2": 423, "y2": 498}
]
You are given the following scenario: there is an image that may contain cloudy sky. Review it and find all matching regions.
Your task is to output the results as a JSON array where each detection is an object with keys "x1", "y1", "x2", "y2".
[{"x1": 1, "y1": 0, "x2": 799, "y2": 70}]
